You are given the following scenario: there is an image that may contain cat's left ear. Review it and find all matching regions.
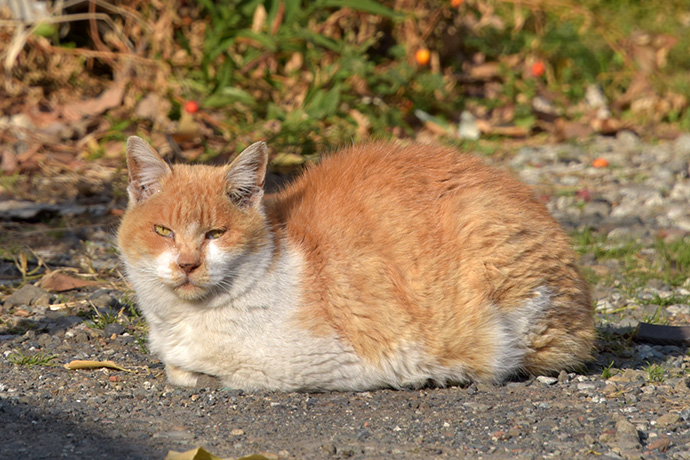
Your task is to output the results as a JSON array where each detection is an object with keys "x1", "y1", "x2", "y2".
[
  {"x1": 225, "y1": 141, "x2": 268, "y2": 210},
  {"x1": 126, "y1": 136, "x2": 172, "y2": 205}
]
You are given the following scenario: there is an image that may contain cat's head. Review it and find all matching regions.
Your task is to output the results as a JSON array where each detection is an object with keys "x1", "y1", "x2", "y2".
[{"x1": 117, "y1": 136, "x2": 270, "y2": 301}]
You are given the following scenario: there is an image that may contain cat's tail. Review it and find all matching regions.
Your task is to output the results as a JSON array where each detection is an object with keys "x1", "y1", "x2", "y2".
[{"x1": 508, "y1": 285, "x2": 596, "y2": 377}]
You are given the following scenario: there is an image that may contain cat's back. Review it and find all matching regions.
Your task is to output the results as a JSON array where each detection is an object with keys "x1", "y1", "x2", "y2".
[{"x1": 268, "y1": 141, "x2": 558, "y2": 237}]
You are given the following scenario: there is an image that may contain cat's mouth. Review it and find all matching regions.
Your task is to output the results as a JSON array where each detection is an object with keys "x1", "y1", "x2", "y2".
[{"x1": 173, "y1": 280, "x2": 208, "y2": 300}]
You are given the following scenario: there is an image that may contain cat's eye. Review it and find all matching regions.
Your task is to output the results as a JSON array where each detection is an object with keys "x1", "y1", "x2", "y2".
[
  {"x1": 154, "y1": 225, "x2": 173, "y2": 238},
  {"x1": 206, "y1": 229, "x2": 225, "y2": 240}
]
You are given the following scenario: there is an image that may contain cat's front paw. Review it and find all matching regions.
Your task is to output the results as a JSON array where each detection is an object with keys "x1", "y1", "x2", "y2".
[{"x1": 165, "y1": 363, "x2": 200, "y2": 387}]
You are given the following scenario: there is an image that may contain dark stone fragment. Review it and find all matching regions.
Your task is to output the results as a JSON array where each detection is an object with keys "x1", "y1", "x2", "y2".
[
  {"x1": 104, "y1": 323, "x2": 125, "y2": 336},
  {"x1": 36, "y1": 333, "x2": 54, "y2": 348},
  {"x1": 45, "y1": 315, "x2": 83, "y2": 333}
]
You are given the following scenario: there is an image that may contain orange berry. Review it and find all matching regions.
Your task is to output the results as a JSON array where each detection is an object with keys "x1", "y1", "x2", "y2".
[
  {"x1": 530, "y1": 61, "x2": 545, "y2": 78},
  {"x1": 415, "y1": 48, "x2": 431, "y2": 66},
  {"x1": 451, "y1": 0, "x2": 463, "y2": 6},
  {"x1": 592, "y1": 157, "x2": 609, "y2": 168},
  {"x1": 184, "y1": 100, "x2": 199, "y2": 114}
]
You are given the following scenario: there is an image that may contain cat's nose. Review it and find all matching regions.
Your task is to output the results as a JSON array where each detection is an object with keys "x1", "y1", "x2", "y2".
[
  {"x1": 177, "y1": 252, "x2": 201, "y2": 274},
  {"x1": 179, "y1": 261, "x2": 200, "y2": 274}
]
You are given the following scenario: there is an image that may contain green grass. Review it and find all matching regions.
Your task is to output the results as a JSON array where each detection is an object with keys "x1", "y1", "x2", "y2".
[
  {"x1": 640, "y1": 306, "x2": 670, "y2": 326},
  {"x1": 118, "y1": 292, "x2": 141, "y2": 318},
  {"x1": 572, "y1": 229, "x2": 641, "y2": 260},
  {"x1": 654, "y1": 237, "x2": 690, "y2": 286},
  {"x1": 0, "y1": 173, "x2": 21, "y2": 193},
  {"x1": 86, "y1": 307, "x2": 120, "y2": 330},
  {"x1": 601, "y1": 361, "x2": 616, "y2": 379},
  {"x1": 113, "y1": 292, "x2": 149, "y2": 353},
  {"x1": 640, "y1": 292, "x2": 690, "y2": 308},
  {"x1": 134, "y1": 334, "x2": 149, "y2": 355},
  {"x1": 644, "y1": 362, "x2": 666, "y2": 383},
  {"x1": 575, "y1": 231, "x2": 690, "y2": 298},
  {"x1": 8, "y1": 351, "x2": 57, "y2": 367}
]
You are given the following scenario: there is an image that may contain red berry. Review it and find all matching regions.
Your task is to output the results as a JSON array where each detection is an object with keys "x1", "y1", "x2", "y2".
[
  {"x1": 184, "y1": 100, "x2": 199, "y2": 114},
  {"x1": 592, "y1": 157, "x2": 609, "y2": 168},
  {"x1": 530, "y1": 61, "x2": 545, "y2": 78}
]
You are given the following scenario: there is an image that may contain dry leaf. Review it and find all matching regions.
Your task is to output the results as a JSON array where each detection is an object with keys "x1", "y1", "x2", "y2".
[
  {"x1": 18, "y1": 251, "x2": 28, "y2": 277},
  {"x1": 48, "y1": 299, "x2": 90, "y2": 311},
  {"x1": 251, "y1": 4, "x2": 267, "y2": 33},
  {"x1": 469, "y1": 62, "x2": 500, "y2": 80},
  {"x1": 14, "y1": 308, "x2": 31, "y2": 318},
  {"x1": 1, "y1": 149, "x2": 18, "y2": 174},
  {"x1": 423, "y1": 120, "x2": 453, "y2": 136},
  {"x1": 647, "y1": 435, "x2": 671, "y2": 453},
  {"x1": 591, "y1": 117, "x2": 622, "y2": 135},
  {"x1": 348, "y1": 109, "x2": 370, "y2": 138},
  {"x1": 475, "y1": 120, "x2": 528, "y2": 137},
  {"x1": 61, "y1": 81, "x2": 125, "y2": 123},
  {"x1": 165, "y1": 447, "x2": 272, "y2": 460},
  {"x1": 39, "y1": 271, "x2": 99, "y2": 292},
  {"x1": 271, "y1": 152, "x2": 306, "y2": 174},
  {"x1": 555, "y1": 118, "x2": 594, "y2": 141},
  {"x1": 165, "y1": 447, "x2": 225, "y2": 460},
  {"x1": 64, "y1": 360, "x2": 132, "y2": 372}
]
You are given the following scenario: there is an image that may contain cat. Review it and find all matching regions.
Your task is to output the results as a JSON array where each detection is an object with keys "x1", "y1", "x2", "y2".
[{"x1": 117, "y1": 136, "x2": 595, "y2": 392}]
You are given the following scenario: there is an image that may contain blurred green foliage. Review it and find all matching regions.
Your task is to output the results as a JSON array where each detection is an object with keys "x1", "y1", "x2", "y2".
[
  {"x1": 164, "y1": 0, "x2": 688, "y2": 153},
  {"x1": 15, "y1": 0, "x2": 689, "y2": 157}
]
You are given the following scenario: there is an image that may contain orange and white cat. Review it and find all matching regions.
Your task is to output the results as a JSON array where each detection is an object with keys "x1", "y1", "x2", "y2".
[{"x1": 118, "y1": 137, "x2": 595, "y2": 392}]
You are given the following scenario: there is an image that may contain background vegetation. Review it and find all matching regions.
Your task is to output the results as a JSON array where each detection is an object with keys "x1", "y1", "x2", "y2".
[{"x1": 0, "y1": 0, "x2": 689, "y2": 172}]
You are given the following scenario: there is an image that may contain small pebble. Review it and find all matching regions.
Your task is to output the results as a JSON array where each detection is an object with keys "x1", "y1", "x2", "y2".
[{"x1": 536, "y1": 376, "x2": 558, "y2": 385}]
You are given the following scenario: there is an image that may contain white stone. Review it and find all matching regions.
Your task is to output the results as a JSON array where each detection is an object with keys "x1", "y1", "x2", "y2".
[{"x1": 536, "y1": 376, "x2": 558, "y2": 385}]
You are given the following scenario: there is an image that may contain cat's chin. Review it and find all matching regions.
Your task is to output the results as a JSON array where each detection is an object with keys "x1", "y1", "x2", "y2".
[{"x1": 173, "y1": 282, "x2": 210, "y2": 301}]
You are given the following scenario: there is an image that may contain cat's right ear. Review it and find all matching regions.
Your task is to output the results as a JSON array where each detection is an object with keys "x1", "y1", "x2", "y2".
[
  {"x1": 125, "y1": 136, "x2": 172, "y2": 205},
  {"x1": 225, "y1": 141, "x2": 268, "y2": 210}
]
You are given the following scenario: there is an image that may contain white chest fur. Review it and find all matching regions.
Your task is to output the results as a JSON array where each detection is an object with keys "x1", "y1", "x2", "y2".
[{"x1": 125, "y1": 241, "x2": 389, "y2": 391}]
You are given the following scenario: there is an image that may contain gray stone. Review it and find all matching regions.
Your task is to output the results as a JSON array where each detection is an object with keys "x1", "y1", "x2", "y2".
[
  {"x1": 670, "y1": 182, "x2": 690, "y2": 201},
  {"x1": 609, "y1": 369, "x2": 646, "y2": 384},
  {"x1": 582, "y1": 201, "x2": 612, "y2": 218},
  {"x1": 89, "y1": 290, "x2": 119, "y2": 309},
  {"x1": 457, "y1": 110, "x2": 480, "y2": 140},
  {"x1": 656, "y1": 412, "x2": 681, "y2": 428},
  {"x1": 558, "y1": 370, "x2": 569, "y2": 382},
  {"x1": 36, "y1": 333, "x2": 55, "y2": 348},
  {"x1": 667, "y1": 158, "x2": 688, "y2": 174},
  {"x1": 616, "y1": 130, "x2": 640, "y2": 151},
  {"x1": 585, "y1": 84, "x2": 607, "y2": 109},
  {"x1": 152, "y1": 430, "x2": 195, "y2": 441},
  {"x1": 673, "y1": 133, "x2": 690, "y2": 157},
  {"x1": 679, "y1": 408, "x2": 690, "y2": 421},
  {"x1": 634, "y1": 344, "x2": 663, "y2": 361},
  {"x1": 104, "y1": 323, "x2": 125, "y2": 336},
  {"x1": 4, "y1": 284, "x2": 51, "y2": 308},
  {"x1": 615, "y1": 417, "x2": 641, "y2": 450},
  {"x1": 577, "y1": 383, "x2": 596, "y2": 391},
  {"x1": 666, "y1": 305, "x2": 690, "y2": 316},
  {"x1": 536, "y1": 376, "x2": 558, "y2": 385},
  {"x1": 6, "y1": 317, "x2": 37, "y2": 332},
  {"x1": 607, "y1": 227, "x2": 633, "y2": 239}
]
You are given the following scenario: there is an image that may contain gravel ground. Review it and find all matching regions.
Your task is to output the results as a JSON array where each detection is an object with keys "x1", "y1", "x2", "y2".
[{"x1": 2, "y1": 133, "x2": 690, "y2": 460}]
